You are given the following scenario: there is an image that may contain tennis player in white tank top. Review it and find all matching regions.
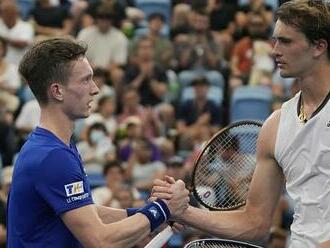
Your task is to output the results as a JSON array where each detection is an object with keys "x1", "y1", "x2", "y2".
[
  {"x1": 275, "y1": 91, "x2": 330, "y2": 247},
  {"x1": 152, "y1": 1, "x2": 330, "y2": 247}
]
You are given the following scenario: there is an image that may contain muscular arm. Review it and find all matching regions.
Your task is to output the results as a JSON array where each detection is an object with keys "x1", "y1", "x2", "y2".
[
  {"x1": 96, "y1": 205, "x2": 127, "y2": 224},
  {"x1": 62, "y1": 180, "x2": 189, "y2": 248},
  {"x1": 177, "y1": 111, "x2": 285, "y2": 241},
  {"x1": 62, "y1": 204, "x2": 149, "y2": 248}
]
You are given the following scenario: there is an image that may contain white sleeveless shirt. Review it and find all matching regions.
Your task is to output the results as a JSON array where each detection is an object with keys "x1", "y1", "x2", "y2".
[{"x1": 275, "y1": 92, "x2": 330, "y2": 247}]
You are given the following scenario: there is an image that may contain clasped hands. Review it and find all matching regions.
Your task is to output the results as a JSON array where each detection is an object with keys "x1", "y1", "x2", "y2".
[{"x1": 149, "y1": 176, "x2": 189, "y2": 231}]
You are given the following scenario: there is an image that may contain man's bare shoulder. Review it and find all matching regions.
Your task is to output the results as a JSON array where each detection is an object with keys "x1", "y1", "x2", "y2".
[
  {"x1": 263, "y1": 109, "x2": 281, "y2": 133},
  {"x1": 258, "y1": 109, "x2": 281, "y2": 158}
]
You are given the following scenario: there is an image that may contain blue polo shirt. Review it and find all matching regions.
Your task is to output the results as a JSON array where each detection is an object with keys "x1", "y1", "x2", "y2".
[{"x1": 7, "y1": 127, "x2": 94, "y2": 247}]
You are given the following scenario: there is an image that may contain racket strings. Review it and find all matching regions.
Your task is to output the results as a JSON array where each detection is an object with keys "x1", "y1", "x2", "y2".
[
  {"x1": 194, "y1": 123, "x2": 260, "y2": 210},
  {"x1": 185, "y1": 240, "x2": 258, "y2": 248}
]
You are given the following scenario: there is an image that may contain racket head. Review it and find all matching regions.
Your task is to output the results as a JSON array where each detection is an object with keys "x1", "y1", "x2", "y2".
[
  {"x1": 192, "y1": 120, "x2": 262, "y2": 211},
  {"x1": 184, "y1": 238, "x2": 262, "y2": 248}
]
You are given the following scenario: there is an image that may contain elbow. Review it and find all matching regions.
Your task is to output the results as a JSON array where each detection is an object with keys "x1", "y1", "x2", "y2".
[{"x1": 249, "y1": 215, "x2": 272, "y2": 240}]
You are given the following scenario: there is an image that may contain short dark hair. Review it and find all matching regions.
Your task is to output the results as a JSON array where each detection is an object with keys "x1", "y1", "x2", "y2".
[
  {"x1": 191, "y1": 76, "x2": 210, "y2": 87},
  {"x1": 103, "y1": 160, "x2": 124, "y2": 176},
  {"x1": 95, "y1": 4, "x2": 114, "y2": 20},
  {"x1": 87, "y1": 122, "x2": 108, "y2": 144},
  {"x1": 148, "y1": 12, "x2": 165, "y2": 22},
  {"x1": 19, "y1": 38, "x2": 88, "y2": 104},
  {"x1": 276, "y1": 0, "x2": 330, "y2": 58}
]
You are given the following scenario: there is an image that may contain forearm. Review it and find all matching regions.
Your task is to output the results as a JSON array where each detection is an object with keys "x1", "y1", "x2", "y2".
[
  {"x1": 178, "y1": 206, "x2": 268, "y2": 241},
  {"x1": 101, "y1": 213, "x2": 150, "y2": 247},
  {"x1": 63, "y1": 205, "x2": 152, "y2": 248},
  {"x1": 96, "y1": 205, "x2": 127, "y2": 224}
]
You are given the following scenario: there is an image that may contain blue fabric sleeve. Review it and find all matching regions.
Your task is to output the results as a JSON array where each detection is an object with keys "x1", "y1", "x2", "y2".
[{"x1": 34, "y1": 148, "x2": 93, "y2": 215}]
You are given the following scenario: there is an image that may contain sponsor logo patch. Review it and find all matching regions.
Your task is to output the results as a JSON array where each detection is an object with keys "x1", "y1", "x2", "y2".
[
  {"x1": 148, "y1": 206, "x2": 159, "y2": 219},
  {"x1": 65, "y1": 181, "x2": 84, "y2": 197}
]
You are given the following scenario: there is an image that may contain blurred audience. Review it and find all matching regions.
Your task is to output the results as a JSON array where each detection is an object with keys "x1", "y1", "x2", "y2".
[
  {"x1": 77, "y1": 122, "x2": 116, "y2": 173},
  {"x1": 0, "y1": 37, "x2": 20, "y2": 113},
  {"x1": 229, "y1": 10, "x2": 273, "y2": 90},
  {"x1": 31, "y1": 0, "x2": 73, "y2": 39},
  {"x1": 125, "y1": 36, "x2": 168, "y2": 106},
  {"x1": 0, "y1": 1, "x2": 295, "y2": 246},
  {"x1": 0, "y1": 0, "x2": 34, "y2": 66},
  {"x1": 125, "y1": 138, "x2": 166, "y2": 198},
  {"x1": 92, "y1": 160, "x2": 140, "y2": 207}
]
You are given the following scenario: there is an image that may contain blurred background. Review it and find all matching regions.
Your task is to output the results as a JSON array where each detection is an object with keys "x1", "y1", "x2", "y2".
[{"x1": 0, "y1": 0, "x2": 295, "y2": 247}]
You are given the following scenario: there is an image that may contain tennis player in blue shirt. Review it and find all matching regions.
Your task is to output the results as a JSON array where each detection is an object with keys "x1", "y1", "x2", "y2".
[{"x1": 7, "y1": 38, "x2": 189, "y2": 248}]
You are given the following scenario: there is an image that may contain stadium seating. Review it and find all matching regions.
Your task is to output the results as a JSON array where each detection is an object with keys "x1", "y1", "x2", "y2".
[{"x1": 230, "y1": 86, "x2": 273, "y2": 122}]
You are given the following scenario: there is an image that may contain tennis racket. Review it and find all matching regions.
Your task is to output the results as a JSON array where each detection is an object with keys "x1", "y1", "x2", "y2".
[
  {"x1": 144, "y1": 120, "x2": 262, "y2": 248},
  {"x1": 184, "y1": 238, "x2": 262, "y2": 248}
]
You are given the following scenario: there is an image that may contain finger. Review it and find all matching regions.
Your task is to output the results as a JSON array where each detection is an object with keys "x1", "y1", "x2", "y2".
[
  {"x1": 152, "y1": 192, "x2": 173, "y2": 199},
  {"x1": 153, "y1": 178, "x2": 171, "y2": 187},
  {"x1": 164, "y1": 175, "x2": 176, "y2": 184},
  {"x1": 152, "y1": 186, "x2": 173, "y2": 194},
  {"x1": 148, "y1": 196, "x2": 157, "y2": 202}
]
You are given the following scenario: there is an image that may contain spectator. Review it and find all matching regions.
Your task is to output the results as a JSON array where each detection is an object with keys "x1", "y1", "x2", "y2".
[
  {"x1": 229, "y1": 11, "x2": 273, "y2": 89},
  {"x1": 125, "y1": 138, "x2": 166, "y2": 198},
  {"x1": 176, "y1": 77, "x2": 223, "y2": 146},
  {"x1": 0, "y1": 106, "x2": 17, "y2": 166},
  {"x1": 207, "y1": 0, "x2": 237, "y2": 32},
  {"x1": 77, "y1": 122, "x2": 116, "y2": 173},
  {"x1": 0, "y1": 37, "x2": 20, "y2": 113},
  {"x1": 0, "y1": 1, "x2": 34, "y2": 66},
  {"x1": 166, "y1": 155, "x2": 187, "y2": 181},
  {"x1": 118, "y1": 116, "x2": 161, "y2": 162},
  {"x1": 125, "y1": 36, "x2": 168, "y2": 106},
  {"x1": 0, "y1": 166, "x2": 13, "y2": 248},
  {"x1": 130, "y1": 13, "x2": 174, "y2": 69},
  {"x1": 84, "y1": 95, "x2": 117, "y2": 138},
  {"x1": 118, "y1": 87, "x2": 161, "y2": 138},
  {"x1": 15, "y1": 99, "x2": 40, "y2": 140},
  {"x1": 82, "y1": 0, "x2": 127, "y2": 29},
  {"x1": 155, "y1": 103, "x2": 177, "y2": 138},
  {"x1": 238, "y1": 0, "x2": 274, "y2": 28},
  {"x1": 170, "y1": 3, "x2": 192, "y2": 42},
  {"x1": 31, "y1": 0, "x2": 74, "y2": 38},
  {"x1": 77, "y1": 5, "x2": 128, "y2": 93},
  {"x1": 175, "y1": 8, "x2": 223, "y2": 71},
  {"x1": 91, "y1": 160, "x2": 140, "y2": 207}
]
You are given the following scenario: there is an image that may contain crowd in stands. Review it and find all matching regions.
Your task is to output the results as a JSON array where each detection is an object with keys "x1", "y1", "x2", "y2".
[{"x1": 0, "y1": 0, "x2": 296, "y2": 247}]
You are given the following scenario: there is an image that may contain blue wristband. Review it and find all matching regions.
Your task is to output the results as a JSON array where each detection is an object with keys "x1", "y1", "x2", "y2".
[
  {"x1": 137, "y1": 199, "x2": 171, "y2": 232},
  {"x1": 126, "y1": 208, "x2": 139, "y2": 217}
]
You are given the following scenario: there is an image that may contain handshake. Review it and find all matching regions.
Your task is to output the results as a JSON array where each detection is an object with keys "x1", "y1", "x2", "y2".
[{"x1": 150, "y1": 176, "x2": 190, "y2": 220}]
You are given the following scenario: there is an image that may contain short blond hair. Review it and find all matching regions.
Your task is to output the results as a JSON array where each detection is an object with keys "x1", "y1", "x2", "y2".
[{"x1": 276, "y1": 0, "x2": 330, "y2": 58}]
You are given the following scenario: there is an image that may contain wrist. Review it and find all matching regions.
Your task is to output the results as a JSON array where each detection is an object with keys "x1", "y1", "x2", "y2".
[
  {"x1": 137, "y1": 198, "x2": 171, "y2": 232},
  {"x1": 126, "y1": 207, "x2": 139, "y2": 217}
]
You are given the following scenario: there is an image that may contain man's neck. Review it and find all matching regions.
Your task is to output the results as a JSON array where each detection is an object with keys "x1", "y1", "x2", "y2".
[
  {"x1": 39, "y1": 106, "x2": 74, "y2": 145},
  {"x1": 298, "y1": 62, "x2": 330, "y2": 118},
  {"x1": 299, "y1": 63, "x2": 330, "y2": 105}
]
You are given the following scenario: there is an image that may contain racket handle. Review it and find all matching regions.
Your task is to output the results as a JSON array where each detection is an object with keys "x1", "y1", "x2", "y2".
[{"x1": 144, "y1": 226, "x2": 174, "y2": 248}]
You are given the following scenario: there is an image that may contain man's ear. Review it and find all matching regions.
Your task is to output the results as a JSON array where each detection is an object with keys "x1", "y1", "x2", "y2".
[
  {"x1": 49, "y1": 83, "x2": 64, "y2": 101},
  {"x1": 312, "y1": 39, "x2": 328, "y2": 58}
]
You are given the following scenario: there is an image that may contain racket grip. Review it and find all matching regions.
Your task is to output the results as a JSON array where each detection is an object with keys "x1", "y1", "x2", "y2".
[{"x1": 144, "y1": 226, "x2": 174, "y2": 248}]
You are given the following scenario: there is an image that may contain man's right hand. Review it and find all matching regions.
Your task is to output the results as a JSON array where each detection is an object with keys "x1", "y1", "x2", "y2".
[{"x1": 151, "y1": 176, "x2": 189, "y2": 219}]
